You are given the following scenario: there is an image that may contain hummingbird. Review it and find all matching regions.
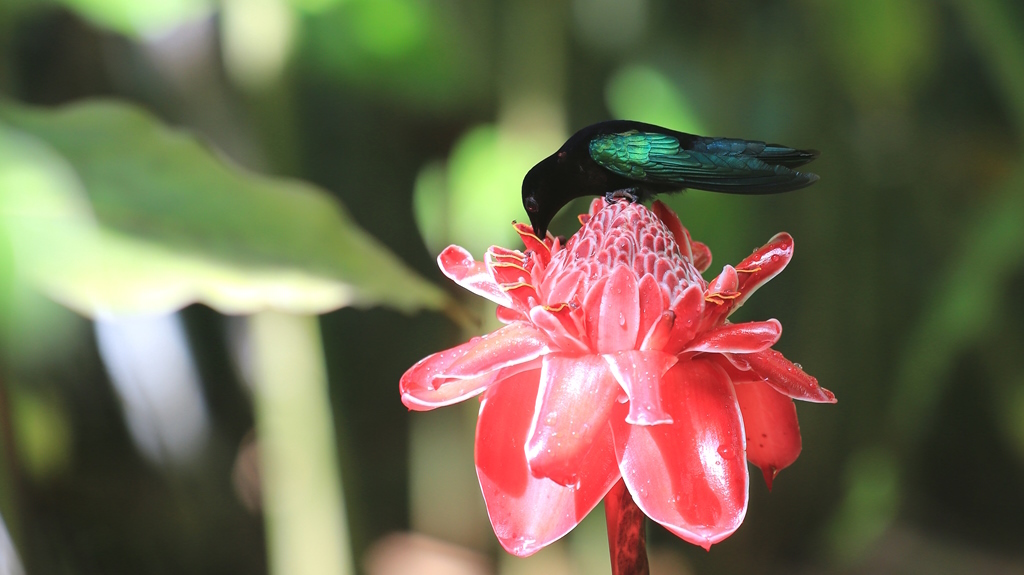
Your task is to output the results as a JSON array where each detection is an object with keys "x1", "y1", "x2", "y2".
[{"x1": 522, "y1": 120, "x2": 819, "y2": 238}]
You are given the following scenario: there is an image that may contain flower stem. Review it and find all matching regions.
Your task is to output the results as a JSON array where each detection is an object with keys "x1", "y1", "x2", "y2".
[
  {"x1": 604, "y1": 479, "x2": 649, "y2": 575},
  {"x1": 249, "y1": 312, "x2": 353, "y2": 575}
]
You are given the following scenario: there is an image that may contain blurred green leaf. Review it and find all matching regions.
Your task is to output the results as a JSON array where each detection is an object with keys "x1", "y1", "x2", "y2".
[
  {"x1": 411, "y1": 160, "x2": 448, "y2": 256},
  {"x1": 996, "y1": 377, "x2": 1024, "y2": 461},
  {"x1": 301, "y1": 0, "x2": 490, "y2": 112},
  {"x1": 813, "y1": 0, "x2": 937, "y2": 106},
  {"x1": 49, "y1": 0, "x2": 212, "y2": 36},
  {"x1": 825, "y1": 447, "x2": 900, "y2": 563},
  {"x1": 0, "y1": 99, "x2": 449, "y2": 317},
  {"x1": 413, "y1": 124, "x2": 557, "y2": 258},
  {"x1": 605, "y1": 64, "x2": 705, "y2": 134},
  {"x1": 888, "y1": 168, "x2": 1024, "y2": 449},
  {"x1": 12, "y1": 389, "x2": 72, "y2": 480}
]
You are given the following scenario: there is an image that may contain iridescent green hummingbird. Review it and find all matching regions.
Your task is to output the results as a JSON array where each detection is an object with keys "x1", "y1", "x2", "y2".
[{"x1": 522, "y1": 120, "x2": 819, "y2": 237}]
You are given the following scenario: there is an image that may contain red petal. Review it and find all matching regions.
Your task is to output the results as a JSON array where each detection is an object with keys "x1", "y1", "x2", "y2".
[
  {"x1": 526, "y1": 355, "x2": 622, "y2": 485},
  {"x1": 732, "y1": 349, "x2": 836, "y2": 404},
  {"x1": 731, "y1": 233, "x2": 794, "y2": 312},
  {"x1": 604, "y1": 350, "x2": 678, "y2": 425},
  {"x1": 663, "y1": 286, "x2": 704, "y2": 354},
  {"x1": 438, "y1": 245, "x2": 512, "y2": 307},
  {"x1": 734, "y1": 381, "x2": 801, "y2": 490},
  {"x1": 496, "y1": 305, "x2": 525, "y2": 324},
  {"x1": 596, "y1": 266, "x2": 641, "y2": 353},
  {"x1": 635, "y1": 274, "x2": 665, "y2": 349},
  {"x1": 700, "y1": 265, "x2": 741, "y2": 331},
  {"x1": 684, "y1": 319, "x2": 782, "y2": 354},
  {"x1": 401, "y1": 336, "x2": 541, "y2": 410},
  {"x1": 707, "y1": 265, "x2": 739, "y2": 295},
  {"x1": 651, "y1": 200, "x2": 712, "y2": 272},
  {"x1": 587, "y1": 197, "x2": 606, "y2": 217},
  {"x1": 639, "y1": 311, "x2": 674, "y2": 351},
  {"x1": 541, "y1": 268, "x2": 584, "y2": 306},
  {"x1": 487, "y1": 254, "x2": 539, "y2": 312},
  {"x1": 582, "y1": 275, "x2": 607, "y2": 351},
  {"x1": 438, "y1": 322, "x2": 551, "y2": 381},
  {"x1": 651, "y1": 201, "x2": 693, "y2": 261},
  {"x1": 580, "y1": 264, "x2": 644, "y2": 355},
  {"x1": 513, "y1": 222, "x2": 553, "y2": 264},
  {"x1": 529, "y1": 305, "x2": 588, "y2": 354},
  {"x1": 476, "y1": 370, "x2": 619, "y2": 556},
  {"x1": 691, "y1": 240, "x2": 712, "y2": 273},
  {"x1": 611, "y1": 359, "x2": 748, "y2": 550}
]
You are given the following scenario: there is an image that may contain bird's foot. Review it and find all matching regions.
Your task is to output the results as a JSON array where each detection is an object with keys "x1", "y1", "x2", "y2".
[{"x1": 605, "y1": 188, "x2": 640, "y2": 204}]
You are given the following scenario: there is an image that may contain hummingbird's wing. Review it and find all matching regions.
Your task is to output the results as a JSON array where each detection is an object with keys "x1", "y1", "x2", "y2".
[{"x1": 588, "y1": 130, "x2": 818, "y2": 194}]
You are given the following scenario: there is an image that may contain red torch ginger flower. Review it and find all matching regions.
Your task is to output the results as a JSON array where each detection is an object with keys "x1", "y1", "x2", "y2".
[{"x1": 401, "y1": 199, "x2": 835, "y2": 555}]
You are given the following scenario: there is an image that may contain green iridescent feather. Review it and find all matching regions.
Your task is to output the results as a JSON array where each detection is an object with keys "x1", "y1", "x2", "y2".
[{"x1": 588, "y1": 130, "x2": 812, "y2": 190}]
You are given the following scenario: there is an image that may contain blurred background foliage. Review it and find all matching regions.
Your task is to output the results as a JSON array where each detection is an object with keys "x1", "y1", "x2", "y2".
[{"x1": 0, "y1": 0, "x2": 1023, "y2": 573}]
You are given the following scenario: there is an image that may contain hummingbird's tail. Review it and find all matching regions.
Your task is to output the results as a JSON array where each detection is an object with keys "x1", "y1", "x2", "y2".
[{"x1": 756, "y1": 144, "x2": 819, "y2": 168}]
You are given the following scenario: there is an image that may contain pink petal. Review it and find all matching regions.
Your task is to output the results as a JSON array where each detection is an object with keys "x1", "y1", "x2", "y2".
[
  {"x1": 734, "y1": 381, "x2": 801, "y2": 490},
  {"x1": 402, "y1": 358, "x2": 541, "y2": 411},
  {"x1": 438, "y1": 245, "x2": 512, "y2": 307},
  {"x1": 732, "y1": 349, "x2": 836, "y2": 404},
  {"x1": 684, "y1": 319, "x2": 782, "y2": 354},
  {"x1": 476, "y1": 370, "x2": 619, "y2": 556},
  {"x1": 603, "y1": 350, "x2": 678, "y2": 425},
  {"x1": 611, "y1": 359, "x2": 748, "y2": 550},
  {"x1": 526, "y1": 355, "x2": 622, "y2": 486},
  {"x1": 439, "y1": 322, "x2": 551, "y2": 381},
  {"x1": 400, "y1": 335, "x2": 541, "y2": 410}
]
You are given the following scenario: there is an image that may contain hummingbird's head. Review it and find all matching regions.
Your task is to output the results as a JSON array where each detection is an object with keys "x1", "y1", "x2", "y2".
[{"x1": 522, "y1": 155, "x2": 562, "y2": 239}]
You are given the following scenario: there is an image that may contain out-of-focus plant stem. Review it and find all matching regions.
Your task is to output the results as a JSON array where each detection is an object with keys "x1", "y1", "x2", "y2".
[
  {"x1": 0, "y1": 366, "x2": 22, "y2": 547},
  {"x1": 250, "y1": 312, "x2": 353, "y2": 575}
]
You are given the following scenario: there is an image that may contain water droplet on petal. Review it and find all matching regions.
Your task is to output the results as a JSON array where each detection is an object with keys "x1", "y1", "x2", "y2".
[
  {"x1": 618, "y1": 312, "x2": 626, "y2": 327},
  {"x1": 794, "y1": 362, "x2": 803, "y2": 369},
  {"x1": 717, "y1": 445, "x2": 736, "y2": 459}
]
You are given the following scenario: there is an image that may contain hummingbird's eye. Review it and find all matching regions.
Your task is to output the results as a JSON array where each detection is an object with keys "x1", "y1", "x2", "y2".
[{"x1": 525, "y1": 197, "x2": 540, "y2": 213}]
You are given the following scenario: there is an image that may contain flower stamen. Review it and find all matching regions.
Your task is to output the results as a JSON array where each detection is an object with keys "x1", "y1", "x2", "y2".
[
  {"x1": 491, "y1": 261, "x2": 531, "y2": 275},
  {"x1": 501, "y1": 281, "x2": 536, "y2": 292},
  {"x1": 705, "y1": 291, "x2": 741, "y2": 305}
]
